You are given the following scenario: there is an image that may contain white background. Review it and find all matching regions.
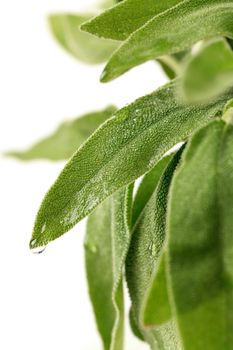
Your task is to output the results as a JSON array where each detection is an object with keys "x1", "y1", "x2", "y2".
[{"x1": 0, "y1": 1, "x2": 166, "y2": 349}]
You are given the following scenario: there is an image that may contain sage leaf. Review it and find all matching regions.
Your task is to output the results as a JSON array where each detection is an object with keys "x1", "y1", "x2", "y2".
[
  {"x1": 142, "y1": 252, "x2": 171, "y2": 328},
  {"x1": 168, "y1": 119, "x2": 233, "y2": 350},
  {"x1": 49, "y1": 14, "x2": 118, "y2": 64},
  {"x1": 85, "y1": 197, "x2": 114, "y2": 350},
  {"x1": 85, "y1": 185, "x2": 133, "y2": 350},
  {"x1": 181, "y1": 38, "x2": 233, "y2": 102},
  {"x1": 129, "y1": 155, "x2": 173, "y2": 341},
  {"x1": 111, "y1": 185, "x2": 133, "y2": 350},
  {"x1": 126, "y1": 151, "x2": 183, "y2": 350},
  {"x1": 81, "y1": 0, "x2": 182, "y2": 41},
  {"x1": 30, "y1": 81, "x2": 231, "y2": 249},
  {"x1": 7, "y1": 106, "x2": 116, "y2": 161},
  {"x1": 132, "y1": 155, "x2": 172, "y2": 228},
  {"x1": 100, "y1": 0, "x2": 233, "y2": 82},
  {"x1": 129, "y1": 307, "x2": 144, "y2": 342}
]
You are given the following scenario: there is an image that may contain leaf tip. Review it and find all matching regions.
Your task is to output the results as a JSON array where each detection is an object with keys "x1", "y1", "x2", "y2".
[{"x1": 100, "y1": 67, "x2": 111, "y2": 83}]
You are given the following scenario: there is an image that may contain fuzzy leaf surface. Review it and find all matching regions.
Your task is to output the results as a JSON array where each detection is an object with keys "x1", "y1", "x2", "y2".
[
  {"x1": 30, "y1": 81, "x2": 232, "y2": 249},
  {"x1": 7, "y1": 107, "x2": 116, "y2": 161},
  {"x1": 100, "y1": 0, "x2": 233, "y2": 82},
  {"x1": 126, "y1": 151, "x2": 183, "y2": 350},
  {"x1": 181, "y1": 38, "x2": 233, "y2": 102},
  {"x1": 49, "y1": 14, "x2": 118, "y2": 64},
  {"x1": 129, "y1": 155, "x2": 173, "y2": 341},
  {"x1": 81, "y1": 0, "x2": 182, "y2": 41},
  {"x1": 168, "y1": 119, "x2": 233, "y2": 350}
]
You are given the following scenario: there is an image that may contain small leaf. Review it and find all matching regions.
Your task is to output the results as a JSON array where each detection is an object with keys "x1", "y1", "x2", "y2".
[
  {"x1": 85, "y1": 185, "x2": 133, "y2": 350},
  {"x1": 129, "y1": 154, "x2": 172, "y2": 341},
  {"x1": 81, "y1": 0, "x2": 182, "y2": 41},
  {"x1": 142, "y1": 252, "x2": 171, "y2": 328},
  {"x1": 30, "y1": 81, "x2": 232, "y2": 249},
  {"x1": 129, "y1": 307, "x2": 144, "y2": 342},
  {"x1": 168, "y1": 119, "x2": 233, "y2": 350},
  {"x1": 181, "y1": 38, "x2": 233, "y2": 102},
  {"x1": 85, "y1": 197, "x2": 114, "y2": 350},
  {"x1": 110, "y1": 185, "x2": 134, "y2": 350},
  {"x1": 126, "y1": 151, "x2": 183, "y2": 349},
  {"x1": 100, "y1": 0, "x2": 233, "y2": 82},
  {"x1": 7, "y1": 106, "x2": 116, "y2": 161},
  {"x1": 49, "y1": 14, "x2": 118, "y2": 64},
  {"x1": 132, "y1": 155, "x2": 173, "y2": 228},
  {"x1": 157, "y1": 52, "x2": 188, "y2": 80}
]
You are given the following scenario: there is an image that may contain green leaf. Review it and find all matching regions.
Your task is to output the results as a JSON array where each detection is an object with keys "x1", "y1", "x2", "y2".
[
  {"x1": 81, "y1": 0, "x2": 182, "y2": 41},
  {"x1": 30, "y1": 80, "x2": 232, "y2": 249},
  {"x1": 99, "y1": 0, "x2": 233, "y2": 82},
  {"x1": 142, "y1": 252, "x2": 171, "y2": 328},
  {"x1": 85, "y1": 197, "x2": 114, "y2": 350},
  {"x1": 129, "y1": 155, "x2": 173, "y2": 341},
  {"x1": 111, "y1": 185, "x2": 134, "y2": 350},
  {"x1": 181, "y1": 38, "x2": 233, "y2": 102},
  {"x1": 132, "y1": 155, "x2": 173, "y2": 228},
  {"x1": 7, "y1": 106, "x2": 116, "y2": 161},
  {"x1": 85, "y1": 185, "x2": 133, "y2": 350},
  {"x1": 129, "y1": 307, "x2": 144, "y2": 342},
  {"x1": 167, "y1": 119, "x2": 233, "y2": 350},
  {"x1": 48, "y1": 14, "x2": 118, "y2": 64},
  {"x1": 157, "y1": 52, "x2": 188, "y2": 80},
  {"x1": 126, "y1": 151, "x2": 183, "y2": 349}
]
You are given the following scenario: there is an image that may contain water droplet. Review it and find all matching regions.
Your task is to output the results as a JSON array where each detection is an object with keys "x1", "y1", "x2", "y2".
[
  {"x1": 31, "y1": 245, "x2": 47, "y2": 254},
  {"x1": 30, "y1": 239, "x2": 46, "y2": 254},
  {"x1": 41, "y1": 223, "x2": 46, "y2": 234},
  {"x1": 148, "y1": 242, "x2": 157, "y2": 258},
  {"x1": 85, "y1": 243, "x2": 97, "y2": 254}
]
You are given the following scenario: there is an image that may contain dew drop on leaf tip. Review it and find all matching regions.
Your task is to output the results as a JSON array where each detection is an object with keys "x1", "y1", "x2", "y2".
[{"x1": 30, "y1": 239, "x2": 47, "y2": 254}]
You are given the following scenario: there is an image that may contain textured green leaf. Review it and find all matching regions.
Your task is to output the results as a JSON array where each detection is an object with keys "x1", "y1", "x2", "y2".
[
  {"x1": 126, "y1": 151, "x2": 183, "y2": 350},
  {"x1": 85, "y1": 197, "x2": 114, "y2": 350},
  {"x1": 7, "y1": 107, "x2": 116, "y2": 161},
  {"x1": 85, "y1": 185, "x2": 133, "y2": 350},
  {"x1": 129, "y1": 155, "x2": 173, "y2": 341},
  {"x1": 49, "y1": 14, "x2": 118, "y2": 64},
  {"x1": 81, "y1": 0, "x2": 186, "y2": 80},
  {"x1": 168, "y1": 119, "x2": 233, "y2": 350},
  {"x1": 29, "y1": 81, "x2": 232, "y2": 249},
  {"x1": 99, "y1": 0, "x2": 233, "y2": 82},
  {"x1": 142, "y1": 251, "x2": 171, "y2": 328},
  {"x1": 111, "y1": 185, "x2": 133, "y2": 350},
  {"x1": 81, "y1": 0, "x2": 182, "y2": 41},
  {"x1": 181, "y1": 38, "x2": 233, "y2": 102}
]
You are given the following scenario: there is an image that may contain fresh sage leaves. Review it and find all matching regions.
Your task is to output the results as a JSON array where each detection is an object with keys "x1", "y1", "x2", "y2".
[{"x1": 8, "y1": 0, "x2": 233, "y2": 349}]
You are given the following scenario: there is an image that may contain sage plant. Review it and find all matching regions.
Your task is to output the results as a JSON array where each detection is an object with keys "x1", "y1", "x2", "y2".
[{"x1": 10, "y1": 1, "x2": 233, "y2": 349}]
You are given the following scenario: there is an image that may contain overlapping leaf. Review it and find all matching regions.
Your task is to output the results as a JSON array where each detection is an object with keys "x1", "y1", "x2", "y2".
[
  {"x1": 85, "y1": 197, "x2": 115, "y2": 350},
  {"x1": 83, "y1": 0, "x2": 233, "y2": 81},
  {"x1": 126, "y1": 151, "x2": 183, "y2": 349},
  {"x1": 142, "y1": 252, "x2": 172, "y2": 328},
  {"x1": 49, "y1": 13, "x2": 118, "y2": 64},
  {"x1": 30, "y1": 81, "x2": 233, "y2": 249},
  {"x1": 85, "y1": 185, "x2": 133, "y2": 350},
  {"x1": 129, "y1": 155, "x2": 173, "y2": 341},
  {"x1": 132, "y1": 155, "x2": 173, "y2": 228},
  {"x1": 7, "y1": 107, "x2": 116, "y2": 161},
  {"x1": 181, "y1": 38, "x2": 233, "y2": 102},
  {"x1": 167, "y1": 119, "x2": 233, "y2": 350},
  {"x1": 81, "y1": 0, "x2": 182, "y2": 41}
]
